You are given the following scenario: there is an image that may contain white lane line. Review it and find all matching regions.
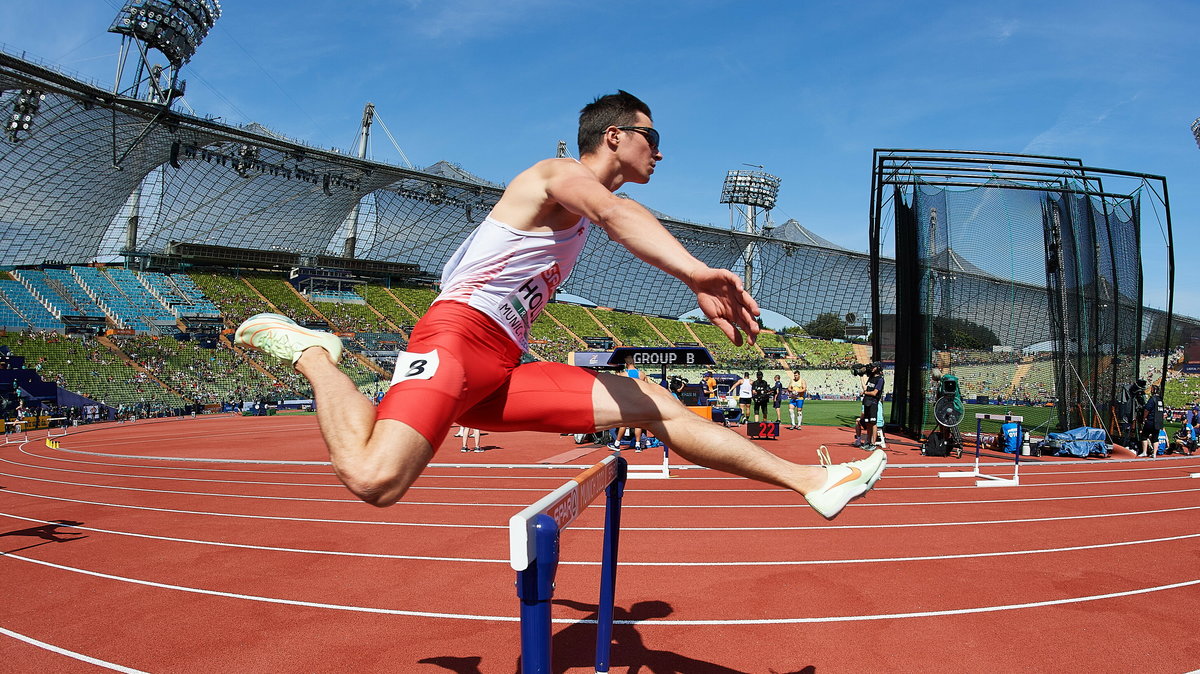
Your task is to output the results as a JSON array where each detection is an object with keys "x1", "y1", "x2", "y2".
[
  {"x1": 8, "y1": 451, "x2": 1200, "y2": 494},
  {"x1": 0, "y1": 456, "x2": 593, "y2": 491},
  {"x1": 0, "y1": 626, "x2": 148, "y2": 673},
  {"x1": 4, "y1": 469, "x2": 1200, "y2": 507},
  {"x1": 22, "y1": 448, "x2": 1200, "y2": 492},
  {"x1": 22, "y1": 446, "x2": 590, "y2": 480},
  {"x1": 20, "y1": 446, "x2": 328, "y2": 476},
  {"x1": 4, "y1": 552, "x2": 1198, "y2": 625},
  {"x1": 3, "y1": 487, "x2": 1200, "y2": 532},
  {"x1": 4, "y1": 510, "x2": 1198, "y2": 567},
  {"x1": 604, "y1": 578, "x2": 1200, "y2": 625}
]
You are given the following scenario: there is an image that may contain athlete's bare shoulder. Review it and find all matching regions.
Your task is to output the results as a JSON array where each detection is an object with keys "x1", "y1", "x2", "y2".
[{"x1": 490, "y1": 158, "x2": 602, "y2": 232}]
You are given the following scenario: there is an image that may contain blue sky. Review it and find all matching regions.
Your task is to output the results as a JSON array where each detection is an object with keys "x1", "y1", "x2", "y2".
[{"x1": 2, "y1": 0, "x2": 1198, "y2": 317}]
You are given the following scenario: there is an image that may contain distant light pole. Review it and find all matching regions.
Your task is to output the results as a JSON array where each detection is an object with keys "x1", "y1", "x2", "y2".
[{"x1": 720, "y1": 168, "x2": 781, "y2": 291}]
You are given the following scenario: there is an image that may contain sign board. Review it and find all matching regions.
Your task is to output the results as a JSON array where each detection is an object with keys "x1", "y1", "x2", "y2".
[{"x1": 608, "y1": 346, "x2": 715, "y2": 367}]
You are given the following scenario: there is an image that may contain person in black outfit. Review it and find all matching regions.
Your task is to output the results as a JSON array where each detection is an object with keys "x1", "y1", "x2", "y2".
[
  {"x1": 858, "y1": 364, "x2": 885, "y2": 450},
  {"x1": 750, "y1": 371, "x2": 771, "y2": 422},
  {"x1": 1138, "y1": 384, "x2": 1165, "y2": 458}
]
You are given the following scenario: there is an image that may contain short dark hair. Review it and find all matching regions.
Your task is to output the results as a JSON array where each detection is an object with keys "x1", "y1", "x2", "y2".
[{"x1": 577, "y1": 90, "x2": 652, "y2": 155}]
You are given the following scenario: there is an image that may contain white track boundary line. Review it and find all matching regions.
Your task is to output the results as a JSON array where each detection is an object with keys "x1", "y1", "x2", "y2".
[
  {"x1": 29, "y1": 444, "x2": 1200, "y2": 489},
  {"x1": 1, "y1": 456, "x2": 605, "y2": 491},
  {"x1": 0, "y1": 625, "x2": 147, "y2": 673},
  {"x1": 10, "y1": 452, "x2": 1200, "y2": 493},
  {"x1": 4, "y1": 510, "x2": 1198, "y2": 567},
  {"x1": 22, "y1": 446, "x2": 590, "y2": 479},
  {"x1": 4, "y1": 470, "x2": 1200, "y2": 507},
  {"x1": 4, "y1": 552, "x2": 1198, "y2": 625},
  {"x1": 3, "y1": 487, "x2": 1199, "y2": 532}
]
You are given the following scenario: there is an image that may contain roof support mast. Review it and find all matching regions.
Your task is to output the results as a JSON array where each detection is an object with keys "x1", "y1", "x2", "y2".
[{"x1": 344, "y1": 102, "x2": 374, "y2": 259}]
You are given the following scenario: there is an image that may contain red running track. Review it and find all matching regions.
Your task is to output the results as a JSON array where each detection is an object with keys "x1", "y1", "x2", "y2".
[{"x1": 1, "y1": 414, "x2": 1198, "y2": 672}]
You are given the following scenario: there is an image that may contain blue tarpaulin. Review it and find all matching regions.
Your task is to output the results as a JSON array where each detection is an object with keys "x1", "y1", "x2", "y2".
[{"x1": 1047, "y1": 427, "x2": 1108, "y2": 458}]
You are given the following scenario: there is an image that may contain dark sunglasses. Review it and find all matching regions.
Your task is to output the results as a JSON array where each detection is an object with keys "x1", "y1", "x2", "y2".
[{"x1": 616, "y1": 125, "x2": 660, "y2": 151}]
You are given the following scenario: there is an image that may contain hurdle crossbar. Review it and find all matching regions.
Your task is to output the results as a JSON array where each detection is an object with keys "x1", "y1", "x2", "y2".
[
  {"x1": 510, "y1": 453, "x2": 628, "y2": 674},
  {"x1": 937, "y1": 413, "x2": 1023, "y2": 487},
  {"x1": 47, "y1": 416, "x2": 68, "y2": 438}
]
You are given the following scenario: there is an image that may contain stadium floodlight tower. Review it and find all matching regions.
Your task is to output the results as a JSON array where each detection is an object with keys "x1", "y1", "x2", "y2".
[
  {"x1": 1192, "y1": 116, "x2": 1200, "y2": 150},
  {"x1": 720, "y1": 167, "x2": 781, "y2": 291},
  {"x1": 107, "y1": 0, "x2": 220, "y2": 264},
  {"x1": 108, "y1": 0, "x2": 221, "y2": 105}
]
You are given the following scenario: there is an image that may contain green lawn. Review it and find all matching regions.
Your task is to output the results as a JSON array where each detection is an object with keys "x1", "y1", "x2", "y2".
[{"x1": 796, "y1": 400, "x2": 1060, "y2": 434}]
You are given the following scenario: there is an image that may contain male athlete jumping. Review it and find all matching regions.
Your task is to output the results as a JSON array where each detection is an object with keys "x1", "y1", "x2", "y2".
[{"x1": 236, "y1": 91, "x2": 885, "y2": 518}]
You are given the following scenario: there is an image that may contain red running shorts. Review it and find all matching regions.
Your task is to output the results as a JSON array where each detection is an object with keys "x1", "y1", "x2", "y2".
[{"x1": 375, "y1": 301, "x2": 600, "y2": 448}]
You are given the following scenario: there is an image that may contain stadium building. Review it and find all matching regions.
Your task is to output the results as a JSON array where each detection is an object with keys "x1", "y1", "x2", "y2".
[{"x1": 0, "y1": 44, "x2": 1195, "y2": 427}]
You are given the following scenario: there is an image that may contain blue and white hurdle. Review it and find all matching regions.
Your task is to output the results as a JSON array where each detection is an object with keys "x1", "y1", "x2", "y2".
[
  {"x1": 47, "y1": 416, "x2": 69, "y2": 438},
  {"x1": 510, "y1": 453, "x2": 628, "y2": 673},
  {"x1": 937, "y1": 412, "x2": 1023, "y2": 487}
]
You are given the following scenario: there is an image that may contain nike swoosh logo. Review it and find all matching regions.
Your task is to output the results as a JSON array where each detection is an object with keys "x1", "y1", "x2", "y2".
[{"x1": 829, "y1": 466, "x2": 862, "y2": 490}]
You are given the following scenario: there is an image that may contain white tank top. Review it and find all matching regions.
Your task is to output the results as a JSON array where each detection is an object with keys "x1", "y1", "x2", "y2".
[{"x1": 435, "y1": 215, "x2": 591, "y2": 350}]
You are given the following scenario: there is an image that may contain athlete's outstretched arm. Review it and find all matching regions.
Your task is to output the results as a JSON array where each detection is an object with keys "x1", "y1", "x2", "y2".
[{"x1": 547, "y1": 170, "x2": 761, "y2": 345}]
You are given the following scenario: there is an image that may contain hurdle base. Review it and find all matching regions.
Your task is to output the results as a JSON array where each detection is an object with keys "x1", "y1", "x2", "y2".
[
  {"x1": 937, "y1": 470, "x2": 975, "y2": 478},
  {"x1": 626, "y1": 464, "x2": 669, "y2": 480},
  {"x1": 975, "y1": 476, "x2": 1019, "y2": 487},
  {"x1": 1190, "y1": 473, "x2": 1200, "y2": 479}
]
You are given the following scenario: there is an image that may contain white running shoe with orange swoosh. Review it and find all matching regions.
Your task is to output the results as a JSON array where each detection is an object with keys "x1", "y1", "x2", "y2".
[{"x1": 805, "y1": 447, "x2": 886, "y2": 519}]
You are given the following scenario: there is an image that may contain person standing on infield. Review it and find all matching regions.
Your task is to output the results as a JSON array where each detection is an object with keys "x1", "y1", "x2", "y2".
[
  {"x1": 612, "y1": 356, "x2": 649, "y2": 451},
  {"x1": 788, "y1": 371, "x2": 807, "y2": 430},
  {"x1": 236, "y1": 90, "x2": 884, "y2": 519},
  {"x1": 858, "y1": 364, "x2": 885, "y2": 450}
]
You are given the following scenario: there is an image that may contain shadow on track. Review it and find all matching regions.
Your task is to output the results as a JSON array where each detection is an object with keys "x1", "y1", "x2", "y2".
[{"x1": 0, "y1": 519, "x2": 88, "y2": 555}]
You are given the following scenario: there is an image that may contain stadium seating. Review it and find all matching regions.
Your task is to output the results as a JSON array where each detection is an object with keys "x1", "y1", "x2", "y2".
[
  {"x1": 544, "y1": 303, "x2": 606, "y2": 343},
  {"x1": 245, "y1": 276, "x2": 319, "y2": 323},
  {"x1": 140, "y1": 271, "x2": 222, "y2": 319},
  {"x1": 781, "y1": 335, "x2": 857, "y2": 369},
  {"x1": 313, "y1": 300, "x2": 392, "y2": 334},
  {"x1": 358, "y1": 285, "x2": 417, "y2": 331},
  {"x1": 590, "y1": 308, "x2": 667, "y2": 347},
  {"x1": 11, "y1": 269, "x2": 75, "y2": 319},
  {"x1": 0, "y1": 279, "x2": 62, "y2": 331},
  {"x1": 0, "y1": 332, "x2": 187, "y2": 408},
  {"x1": 43, "y1": 269, "x2": 106, "y2": 318},
  {"x1": 644, "y1": 315, "x2": 697, "y2": 346},
  {"x1": 528, "y1": 313, "x2": 583, "y2": 364},
  {"x1": 389, "y1": 286, "x2": 438, "y2": 316},
  {"x1": 187, "y1": 272, "x2": 268, "y2": 325},
  {"x1": 72, "y1": 266, "x2": 153, "y2": 332}
]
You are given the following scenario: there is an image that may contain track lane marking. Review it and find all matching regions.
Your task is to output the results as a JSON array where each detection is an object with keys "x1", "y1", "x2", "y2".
[
  {"x1": 0, "y1": 626, "x2": 147, "y2": 673},
  {"x1": 4, "y1": 552, "x2": 1198, "y2": 625},
  {"x1": 4, "y1": 510, "x2": 1198, "y2": 567},
  {"x1": 3, "y1": 487, "x2": 1199, "y2": 531}
]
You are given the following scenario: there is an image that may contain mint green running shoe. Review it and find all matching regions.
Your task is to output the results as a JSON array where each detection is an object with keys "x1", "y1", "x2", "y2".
[{"x1": 234, "y1": 312, "x2": 342, "y2": 367}]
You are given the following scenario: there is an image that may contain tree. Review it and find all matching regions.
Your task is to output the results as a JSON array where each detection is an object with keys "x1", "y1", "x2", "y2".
[
  {"x1": 931, "y1": 316, "x2": 999, "y2": 350},
  {"x1": 804, "y1": 313, "x2": 847, "y2": 340}
]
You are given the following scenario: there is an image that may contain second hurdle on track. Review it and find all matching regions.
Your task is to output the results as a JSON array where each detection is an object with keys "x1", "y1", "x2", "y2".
[
  {"x1": 938, "y1": 413, "x2": 1023, "y2": 487},
  {"x1": 509, "y1": 453, "x2": 628, "y2": 674},
  {"x1": 47, "y1": 416, "x2": 69, "y2": 438}
]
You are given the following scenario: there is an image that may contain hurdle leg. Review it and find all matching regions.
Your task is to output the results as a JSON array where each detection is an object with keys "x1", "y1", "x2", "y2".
[
  {"x1": 594, "y1": 459, "x2": 627, "y2": 673},
  {"x1": 517, "y1": 514, "x2": 560, "y2": 674},
  {"x1": 626, "y1": 442, "x2": 670, "y2": 479}
]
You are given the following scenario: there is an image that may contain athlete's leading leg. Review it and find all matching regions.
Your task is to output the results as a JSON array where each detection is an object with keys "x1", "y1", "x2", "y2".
[
  {"x1": 591, "y1": 374, "x2": 885, "y2": 517},
  {"x1": 296, "y1": 349, "x2": 433, "y2": 506}
]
